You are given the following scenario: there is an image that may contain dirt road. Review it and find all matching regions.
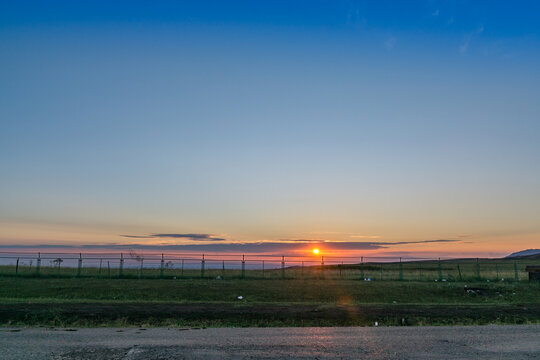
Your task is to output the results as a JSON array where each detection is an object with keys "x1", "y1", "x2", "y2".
[{"x1": 1, "y1": 325, "x2": 538, "y2": 359}]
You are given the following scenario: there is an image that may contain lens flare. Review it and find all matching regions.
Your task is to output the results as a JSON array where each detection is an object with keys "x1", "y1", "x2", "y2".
[{"x1": 313, "y1": 248, "x2": 319, "y2": 254}]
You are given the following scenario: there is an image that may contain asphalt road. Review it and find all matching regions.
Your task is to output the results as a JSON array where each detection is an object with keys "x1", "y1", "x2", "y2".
[{"x1": 0, "y1": 325, "x2": 538, "y2": 359}]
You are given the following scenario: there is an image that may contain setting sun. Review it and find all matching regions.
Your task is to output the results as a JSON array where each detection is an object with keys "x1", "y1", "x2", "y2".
[{"x1": 312, "y1": 248, "x2": 319, "y2": 254}]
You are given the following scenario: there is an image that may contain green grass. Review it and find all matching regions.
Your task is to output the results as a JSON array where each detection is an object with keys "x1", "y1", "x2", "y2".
[
  {"x1": 1, "y1": 270, "x2": 539, "y2": 327},
  {"x1": 3, "y1": 303, "x2": 539, "y2": 327},
  {"x1": 1, "y1": 277, "x2": 539, "y2": 304}
]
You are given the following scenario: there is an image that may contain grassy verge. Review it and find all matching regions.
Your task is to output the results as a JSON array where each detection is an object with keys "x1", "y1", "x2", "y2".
[
  {"x1": 2, "y1": 303, "x2": 539, "y2": 327},
  {"x1": 1, "y1": 277, "x2": 538, "y2": 327}
]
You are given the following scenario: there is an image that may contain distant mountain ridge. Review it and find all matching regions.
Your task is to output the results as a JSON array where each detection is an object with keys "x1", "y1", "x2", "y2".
[{"x1": 506, "y1": 249, "x2": 540, "y2": 258}]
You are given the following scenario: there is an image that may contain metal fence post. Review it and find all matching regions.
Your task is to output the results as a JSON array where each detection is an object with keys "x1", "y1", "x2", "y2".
[
  {"x1": 181, "y1": 259, "x2": 184, "y2": 278},
  {"x1": 281, "y1": 256, "x2": 285, "y2": 279},
  {"x1": 160, "y1": 254, "x2": 165, "y2": 279},
  {"x1": 15, "y1": 258, "x2": 19, "y2": 275},
  {"x1": 457, "y1": 263, "x2": 462, "y2": 281},
  {"x1": 222, "y1": 260, "x2": 225, "y2": 278},
  {"x1": 476, "y1": 258, "x2": 480, "y2": 281},
  {"x1": 360, "y1": 256, "x2": 364, "y2": 279},
  {"x1": 438, "y1": 258, "x2": 442, "y2": 281},
  {"x1": 77, "y1": 253, "x2": 82, "y2": 277},
  {"x1": 119, "y1": 253, "x2": 124, "y2": 278},
  {"x1": 262, "y1": 260, "x2": 265, "y2": 278},
  {"x1": 36, "y1": 253, "x2": 41, "y2": 276},
  {"x1": 241, "y1": 255, "x2": 245, "y2": 279},
  {"x1": 399, "y1": 257, "x2": 403, "y2": 281},
  {"x1": 201, "y1": 254, "x2": 205, "y2": 279}
]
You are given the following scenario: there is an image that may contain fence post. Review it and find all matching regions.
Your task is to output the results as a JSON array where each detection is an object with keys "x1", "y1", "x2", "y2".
[
  {"x1": 241, "y1": 255, "x2": 245, "y2": 279},
  {"x1": 201, "y1": 254, "x2": 205, "y2": 279},
  {"x1": 262, "y1": 260, "x2": 265, "y2": 278},
  {"x1": 457, "y1": 263, "x2": 462, "y2": 281},
  {"x1": 99, "y1": 259, "x2": 103, "y2": 277},
  {"x1": 139, "y1": 258, "x2": 144, "y2": 279},
  {"x1": 476, "y1": 258, "x2": 480, "y2": 281},
  {"x1": 181, "y1": 259, "x2": 184, "y2": 278},
  {"x1": 399, "y1": 257, "x2": 403, "y2": 281},
  {"x1": 514, "y1": 261, "x2": 518, "y2": 281},
  {"x1": 15, "y1": 258, "x2": 19, "y2": 275},
  {"x1": 360, "y1": 256, "x2": 364, "y2": 279},
  {"x1": 222, "y1": 260, "x2": 225, "y2": 278},
  {"x1": 36, "y1": 253, "x2": 41, "y2": 276},
  {"x1": 281, "y1": 256, "x2": 285, "y2": 279},
  {"x1": 119, "y1": 253, "x2": 124, "y2": 278},
  {"x1": 438, "y1": 258, "x2": 442, "y2": 281},
  {"x1": 160, "y1": 254, "x2": 165, "y2": 279},
  {"x1": 77, "y1": 253, "x2": 82, "y2": 277}
]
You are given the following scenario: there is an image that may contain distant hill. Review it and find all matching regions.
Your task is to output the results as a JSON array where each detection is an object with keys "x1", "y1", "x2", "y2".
[{"x1": 506, "y1": 249, "x2": 540, "y2": 259}]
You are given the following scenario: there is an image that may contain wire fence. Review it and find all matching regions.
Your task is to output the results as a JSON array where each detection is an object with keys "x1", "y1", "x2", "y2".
[{"x1": 0, "y1": 251, "x2": 538, "y2": 282}]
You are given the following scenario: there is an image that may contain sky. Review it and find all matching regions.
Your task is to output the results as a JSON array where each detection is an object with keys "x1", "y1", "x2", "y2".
[{"x1": 1, "y1": 1, "x2": 539, "y2": 259}]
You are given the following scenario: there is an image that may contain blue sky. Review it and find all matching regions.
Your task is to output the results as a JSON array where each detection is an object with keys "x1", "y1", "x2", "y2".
[{"x1": 1, "y1": 1, "x2": 539, "y2": 257}]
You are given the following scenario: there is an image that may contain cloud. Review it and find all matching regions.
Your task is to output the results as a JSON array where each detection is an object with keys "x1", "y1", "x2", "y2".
[
  {"x1": 387, "y1": 239, "x2": 459, "y2": 245},
  {"x1": 278, "y1": 239, "x2": 327, "y2": 243},
  {"x1": 460, "y1": 26, "x2": 484, "y2": 54},
  {"x1": 1, "y1": 239, "x2": 461, "y2": 254},
  {"x1": 120, "y1": 233, "x2": 226, "y2": 241},
  {"x1": 120, "y1": 235, "x2": 154, "y2": 239}
]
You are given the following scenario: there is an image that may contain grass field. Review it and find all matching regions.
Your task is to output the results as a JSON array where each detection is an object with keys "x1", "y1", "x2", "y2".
[
  {"x1": 1, "y1": 277, "x2": 540, "y2": 304},
  {"x1": 1, "y1": 276, "x2": 539, "y2": 327}
]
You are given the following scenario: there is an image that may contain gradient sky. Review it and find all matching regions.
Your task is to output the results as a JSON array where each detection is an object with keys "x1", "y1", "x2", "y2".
[{"x1": 1, "y1": 1, "x2": 539, "y2": 258}]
